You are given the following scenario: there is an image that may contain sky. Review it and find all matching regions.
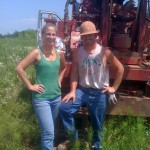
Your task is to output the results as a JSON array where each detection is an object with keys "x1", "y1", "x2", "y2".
[
  {"x1": 0, "y1": 0, "x2": 70, "y2": 35},
  {"x1": 0, "y1": 0, "x2": 138, "y2": 35}
]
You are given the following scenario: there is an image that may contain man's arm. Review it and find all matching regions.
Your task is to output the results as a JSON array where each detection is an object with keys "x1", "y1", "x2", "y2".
[
  {"x1": 58, "y1": 50, "x2": 66, "y2": 85},
  {"x1": 70, "y1": 50, "x2": 78, "y2": 92},
  {"x1": 103, "y1": 48, "x2": 124, "y2": 93},
  {"x1": 62, "y1": 50, "x2": 78, "y2": 103}
]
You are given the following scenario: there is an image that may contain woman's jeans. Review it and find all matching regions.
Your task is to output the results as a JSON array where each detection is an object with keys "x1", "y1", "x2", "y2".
[
  {"x1": 32, "y1": 96, "x2": 61, "y2": 150},
  {"x1": 60, "y1": 86, "x2": 106, "y2": 149}
]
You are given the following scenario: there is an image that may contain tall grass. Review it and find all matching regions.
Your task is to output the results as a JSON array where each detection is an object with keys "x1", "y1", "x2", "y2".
[
  {"x1": 67, "y1": 116, "x2": 150, "y2": 150},
  {"x1": 103, "y1": 116, "x2": 150, "y2": 150},
  {"x1": 0, "y1": 34, "x2": 41, "y2": 150},
  {"x1": 0, "y1": 33, "x2": 150, "y2": 149}
]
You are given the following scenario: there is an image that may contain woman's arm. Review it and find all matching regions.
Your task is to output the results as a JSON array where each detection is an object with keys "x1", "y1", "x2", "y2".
[{"x1": 16, "y1": 49, "x2": 44, "y2": 93}]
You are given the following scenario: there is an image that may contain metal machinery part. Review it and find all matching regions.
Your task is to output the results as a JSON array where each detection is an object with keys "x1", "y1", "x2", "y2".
[
  {"x1": 37, "y1": 0, "x2": 150, "y2": 117},
  {"x1": 62, "y1": 0, "x2": 150, "y2": 117},
  {"x1": 37, "y1": 10, "x2": 63, "y2": 47}
]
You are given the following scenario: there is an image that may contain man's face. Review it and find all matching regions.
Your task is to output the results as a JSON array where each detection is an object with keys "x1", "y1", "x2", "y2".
[{"x1": 81, "y1": 34, "x2": 97, "y2": 46}]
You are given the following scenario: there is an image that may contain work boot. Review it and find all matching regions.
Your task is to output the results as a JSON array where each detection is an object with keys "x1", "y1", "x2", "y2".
[
  {"x1": 91, "y1": 145, "x2": 103, "y2": 150},
  {"x1": 57, "y1": 140, "x2": 70, "y2": 150},
  {"x1": 84, "y1": 141, "x2": 90, "y2": 150}
]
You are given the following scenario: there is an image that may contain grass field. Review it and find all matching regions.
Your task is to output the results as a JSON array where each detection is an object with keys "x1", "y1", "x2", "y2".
[{"x1": 0, "y1": 32, "x2": 150, "y2": 150}]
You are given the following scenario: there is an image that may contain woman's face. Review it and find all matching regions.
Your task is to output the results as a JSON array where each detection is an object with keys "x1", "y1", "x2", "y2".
[{"x1": 42, "y1": 26, "x2": 56, "y2": 46}]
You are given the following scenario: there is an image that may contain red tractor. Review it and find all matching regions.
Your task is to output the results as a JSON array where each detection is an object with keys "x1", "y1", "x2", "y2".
[{"x1": 37, "y1": 0, "x2": 150, "y2": 117}]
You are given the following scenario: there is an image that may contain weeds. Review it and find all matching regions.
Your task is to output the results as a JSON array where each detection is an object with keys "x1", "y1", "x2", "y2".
[
  {"x1": 0, "y1": 33, "x2": 150, "y2": 149},
  {"x1": 103, "y1": 116, "x2": 150, "y2": 150}
]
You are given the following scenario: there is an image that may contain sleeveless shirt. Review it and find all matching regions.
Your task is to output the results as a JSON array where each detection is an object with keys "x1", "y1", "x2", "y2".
[
  {"x1": 77, "y1": 43, "x2": 109, "y2": 89},
  {"x1": 32, "y1": 49, "x2": 61, "y2": 100}
]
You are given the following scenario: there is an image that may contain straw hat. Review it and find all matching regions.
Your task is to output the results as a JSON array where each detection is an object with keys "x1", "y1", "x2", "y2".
[{"x1": 80, "y1": 21, "x2": 99, "y2": 36}]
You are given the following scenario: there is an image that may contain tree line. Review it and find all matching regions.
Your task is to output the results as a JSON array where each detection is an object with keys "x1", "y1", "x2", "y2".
[{"x1": 0, "y1": 29, "x2": 36, "y2": 39}]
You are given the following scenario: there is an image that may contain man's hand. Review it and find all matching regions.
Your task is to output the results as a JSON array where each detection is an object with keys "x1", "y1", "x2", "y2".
[
  {"x1": 61, "y1": 91, "x2": 76, "y2": 103},
  {"x1": 108, "y1": 93, "x2": 117, "y2": 104},
  {"x1": 102, "y1": 86, "x2": 116, "y2": 94}
]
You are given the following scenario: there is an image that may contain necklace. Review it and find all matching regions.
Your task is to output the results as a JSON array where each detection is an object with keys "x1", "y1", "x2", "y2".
[
  {"x1": 42, "y1": 46, "x2": 56, "y2": 61},
  {"x1": 42, "y1": 46, "x2": 53, "y2": 57},
  {"x1": 44, "y1": 51, "x2": 52, "y2": 58}
]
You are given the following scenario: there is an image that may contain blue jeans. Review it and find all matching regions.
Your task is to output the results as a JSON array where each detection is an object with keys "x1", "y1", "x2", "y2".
[
  {"x1": 32, "y1": 96, "x2": 61, "y2": 150},
  {"x1": 60, "y1": 86, "x2": 106, "y2": 149}
]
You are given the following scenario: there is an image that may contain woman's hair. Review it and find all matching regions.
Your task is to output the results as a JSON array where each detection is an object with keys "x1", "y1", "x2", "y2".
[{"x1": 41, "y1": 23, "x2": 57, "y2": 35}]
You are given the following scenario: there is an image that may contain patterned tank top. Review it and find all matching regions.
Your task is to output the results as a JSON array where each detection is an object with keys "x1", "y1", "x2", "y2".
[{"x1": 77, "y1": 43, "x2": 109, "y2": 89}]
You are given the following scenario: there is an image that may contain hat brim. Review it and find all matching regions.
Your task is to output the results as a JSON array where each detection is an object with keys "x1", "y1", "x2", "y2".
[{"x1": 80, "y1": 30, "x2": 99, "y2": 36}]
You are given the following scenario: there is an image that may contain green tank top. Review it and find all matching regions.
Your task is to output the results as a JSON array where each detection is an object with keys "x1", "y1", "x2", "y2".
[{"x1": 32, "y1": 49, "x2": 61, "y2": 100}]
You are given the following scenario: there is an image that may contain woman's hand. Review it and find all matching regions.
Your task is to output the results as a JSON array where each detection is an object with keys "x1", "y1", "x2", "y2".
[{"x1": 29, "y1": 84, "x2": 44, "y2": 93}]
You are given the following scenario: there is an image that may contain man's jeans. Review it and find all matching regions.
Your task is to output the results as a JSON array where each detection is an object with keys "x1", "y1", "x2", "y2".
[
  {"x1": 32, "y1": 96, "x2": 61, "y2": 150},
  {"x1": 60, "y1": 86, "x2": 106, "y2": 149}
]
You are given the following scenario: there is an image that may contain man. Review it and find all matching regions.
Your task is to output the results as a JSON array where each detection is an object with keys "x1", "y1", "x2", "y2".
[{"x1": 58, "y1": 21, "x2": 124, "y2": 150}]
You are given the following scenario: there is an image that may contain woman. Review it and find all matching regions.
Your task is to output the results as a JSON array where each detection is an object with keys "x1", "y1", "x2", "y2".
[{"x1": 16, "y1": 23, "x2": 66, "y2": 150}]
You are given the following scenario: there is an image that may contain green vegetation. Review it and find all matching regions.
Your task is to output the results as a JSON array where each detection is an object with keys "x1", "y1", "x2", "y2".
[
  {"x1": 103, "y1": 116, "x2": 150, "y2": 150},
  {"x1": 69, "y1": 116, "x2": 150, "y2": 150},
  {"x1": 0, "y1": 30, "x2": 150, "y2": 150},
  {"x1": 0, "y1": 30, "x2": 40, "y2": 150}
]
